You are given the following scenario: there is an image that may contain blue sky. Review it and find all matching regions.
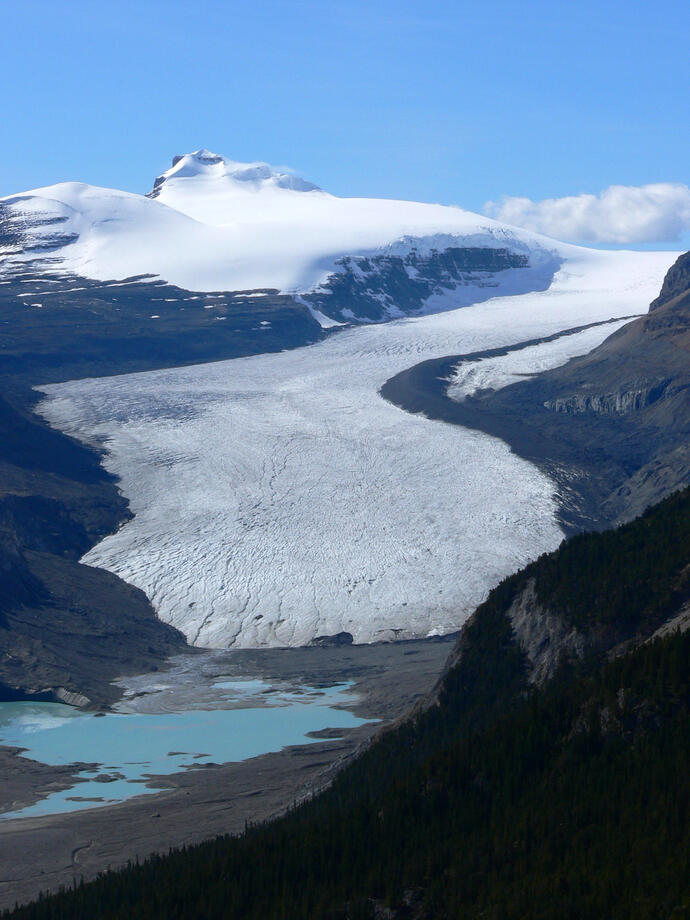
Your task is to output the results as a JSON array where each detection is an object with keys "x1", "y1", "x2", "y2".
[{"x1": 2, "y1": 0, "x2": 689, "y2": 247}]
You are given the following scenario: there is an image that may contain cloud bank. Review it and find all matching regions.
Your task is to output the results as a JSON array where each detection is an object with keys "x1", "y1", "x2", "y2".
[{"x1": 484, "y1": 183, "x2": 690, "y2": 244}]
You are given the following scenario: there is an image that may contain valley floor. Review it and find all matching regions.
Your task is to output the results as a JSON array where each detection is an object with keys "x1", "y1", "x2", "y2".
[{"x1": 0, "y1": 636, "x2": 453, "y2": 911}]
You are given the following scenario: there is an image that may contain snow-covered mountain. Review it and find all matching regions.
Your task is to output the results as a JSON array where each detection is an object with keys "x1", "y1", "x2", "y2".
[{"x1": 1, "y1": 149, "x2": 569, "y2": 323}]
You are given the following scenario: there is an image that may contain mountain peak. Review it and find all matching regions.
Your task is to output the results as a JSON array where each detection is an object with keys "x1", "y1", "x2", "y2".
[{"x1": 148, "y1": 150, "x2": 321, "y2": 199}]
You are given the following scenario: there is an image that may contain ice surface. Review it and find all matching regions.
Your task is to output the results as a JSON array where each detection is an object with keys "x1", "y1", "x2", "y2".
[{"x1": 37, "y1": 248, "x2": 675, "y2": 648}]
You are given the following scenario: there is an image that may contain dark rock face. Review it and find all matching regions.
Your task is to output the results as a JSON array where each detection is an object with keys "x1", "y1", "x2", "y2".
[
  {"x1": 0, "y1": 202, "x2": 78, "y2": 258},
  {"x1": 0, "y1": 272, "x2": 324, "y2": 383},
  {"x1": 650, "y1": 250, "x2": 690, "y2": 310},
  {"x1": 147, "y1": 153, "x2": 191, "y2": 198},
  {"x1": 0, "y1": 388, "x2": 186, "y2": 707},
  {"x1": 0, "y1": 530, "x2": 45, "y2": 624},
  {"x1": 305, "y1": 247, "x2": 535, "y2": 323},
  {"x1": 310, "y1": 632, "x2": 354, "y2": 648},
  {"x1": 0, "y1": 546, "x2": 185, "y2": 707},
  {"x1": 543, "y1": 376, "x2": 677, "y2": 416},
  {"x1": 148, "y1": 175, "x2": 166, "y2": 197}
]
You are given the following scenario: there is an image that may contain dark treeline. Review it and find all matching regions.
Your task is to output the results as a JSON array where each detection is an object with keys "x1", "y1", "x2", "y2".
[{"x1": 6, "y1": 488, "x2": 690, "y2": 920}]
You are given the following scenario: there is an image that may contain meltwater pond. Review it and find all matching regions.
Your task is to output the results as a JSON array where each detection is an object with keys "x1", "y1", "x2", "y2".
[{"x1": 0, "y1": 680, "x2": 369, "y2": 820}]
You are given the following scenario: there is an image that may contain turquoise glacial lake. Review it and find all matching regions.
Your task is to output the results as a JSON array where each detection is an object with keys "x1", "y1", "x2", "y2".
[{"x1": 0, "y1": 680, "x2": 369, "y2": 820}]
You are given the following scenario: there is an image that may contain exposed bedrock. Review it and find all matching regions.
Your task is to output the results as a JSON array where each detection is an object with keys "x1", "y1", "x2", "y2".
[
  {"x1": 304, "y1": 244, "x2": 558, "y2": 323},
  {"x1": 504, "y1": 579, "x2": 587, "y2": 686},
  {"x1": 543, "y1": 376, "x2": 681, "y2": 415}
]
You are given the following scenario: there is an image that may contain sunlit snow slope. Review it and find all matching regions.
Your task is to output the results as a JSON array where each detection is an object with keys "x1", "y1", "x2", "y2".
[
  {"x1": 38, "y1": 248, "x2": 675, "y2": 648},
  {"x1": 2, "y1": 149, "x2": 566, "y2": 319}
]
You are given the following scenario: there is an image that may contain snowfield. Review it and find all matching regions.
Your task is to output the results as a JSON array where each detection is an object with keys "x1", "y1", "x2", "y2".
[
  {"x1": 3, "y1": 149, "x2": 566, "y2": 301},
  {"x1": 37, "y1": 247, "x2": 675, "y2": 648}
]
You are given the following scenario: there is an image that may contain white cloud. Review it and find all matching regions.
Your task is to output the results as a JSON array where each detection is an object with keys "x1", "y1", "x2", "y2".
[{"x1": 484, "y1": 183, "x2": 690, "y2": 244}]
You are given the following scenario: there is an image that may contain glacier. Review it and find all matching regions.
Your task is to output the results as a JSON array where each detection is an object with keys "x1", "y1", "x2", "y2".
[{"x1": 37, "y1": 247, "x2": 675, "y2": 648}]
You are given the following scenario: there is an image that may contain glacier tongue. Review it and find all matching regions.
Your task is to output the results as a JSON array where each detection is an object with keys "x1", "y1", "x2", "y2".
[{"x1": 36, "y1": 248, "x2": 674, "y2": 648}]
